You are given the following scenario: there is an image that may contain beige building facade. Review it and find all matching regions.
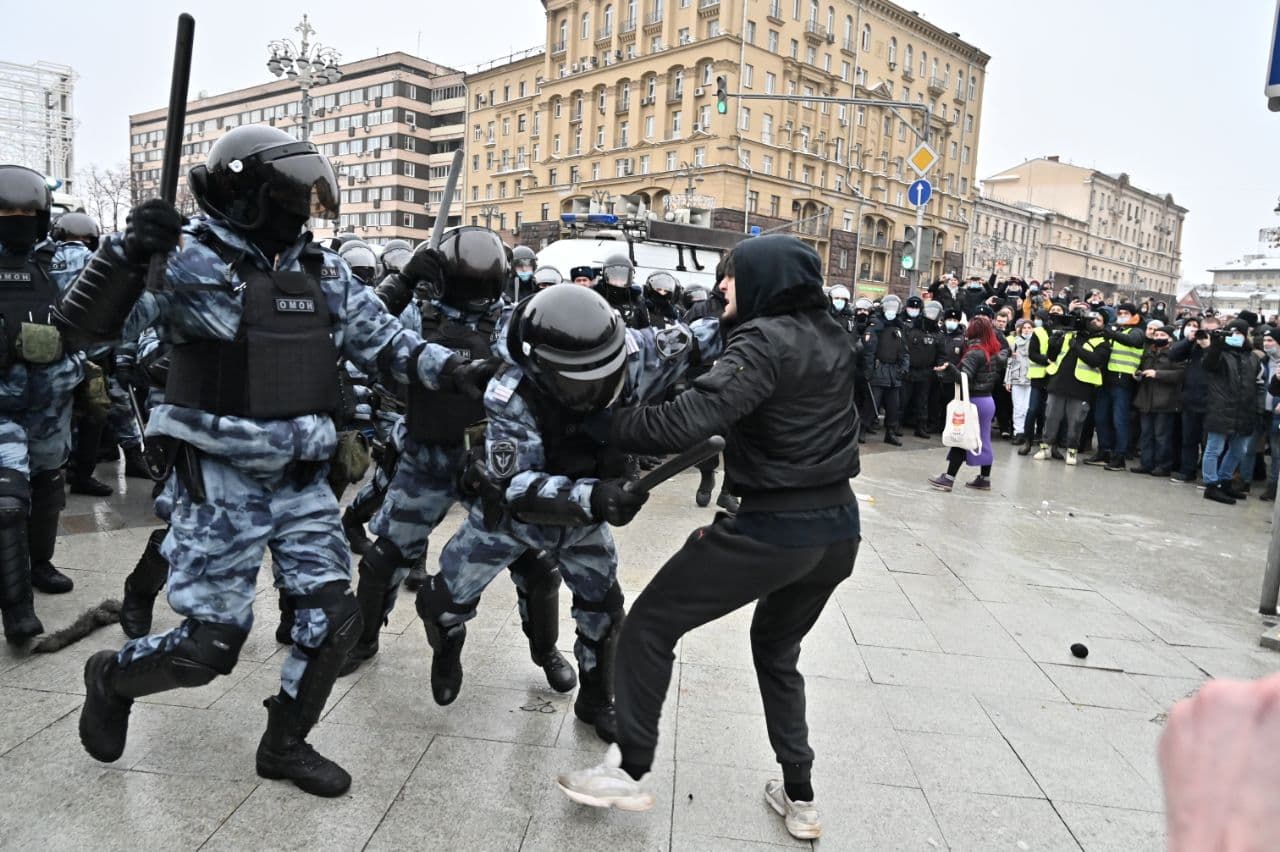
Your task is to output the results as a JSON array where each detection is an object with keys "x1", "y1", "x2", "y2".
[
  {"x1": 465, "y1": 0, "x2": 989, "y2": 296},
  {"x1": 982, "y1": 156, "x2": 1187, "y2": 297},
  {"x1": 128, "y1": 52, "x2": 465, "y2": 248}
]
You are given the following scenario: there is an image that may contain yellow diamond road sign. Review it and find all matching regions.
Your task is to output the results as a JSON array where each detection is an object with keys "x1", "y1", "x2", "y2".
[{"x1": 909, "y1": 143, "x2": 938, "y2": 176}]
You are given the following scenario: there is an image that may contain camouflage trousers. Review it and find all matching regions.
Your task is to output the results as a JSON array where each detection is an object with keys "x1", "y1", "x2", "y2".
[
  {"x1": 347, "y1": 415, "x2": 405, "y2": 523},
  {"x1": 436, "y1": 505, "x2": 619, "y2": 672},
  {"x1": 0, "y1": 399, "x2": 74, "y2": 477},
  {"x1": 105, "y1": 375, "x2": 142, "y2": 448},
  {"x1": 118, "y1": 455, "x2": 352, "y2": 698}
]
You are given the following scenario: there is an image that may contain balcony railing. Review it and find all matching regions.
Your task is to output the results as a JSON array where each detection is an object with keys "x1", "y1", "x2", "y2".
[
  {"x1": 551, "y1": 41, "x2": 566, "y2": 55},
  {"x1": 596, "y1": 26, "x2": 613, "y2": 43},
  {"x1": 927, "y1": 76, "x2": 946, "y2": 96},
  {"x1": 619, "y1": 17, "x2": 637, "y2": 35},
  {"x1": 767, "y1": 1, "x2": 783, "y2": 22}
]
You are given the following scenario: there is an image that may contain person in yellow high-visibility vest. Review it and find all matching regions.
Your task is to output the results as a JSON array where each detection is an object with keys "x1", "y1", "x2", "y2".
[
  {"x1": 1086, "y1": 302, "x2": 1146, "y2": 471},
  {"x1": 1018, "y1": 310, "x2": 1056, "y2": 455},
  {"x1": 1035, "y1": 311, "x2": 1112, "y2": 465}
]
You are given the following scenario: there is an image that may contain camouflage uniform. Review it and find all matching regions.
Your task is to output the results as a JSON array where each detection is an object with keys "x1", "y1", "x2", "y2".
[
  {"x1": 422, "y1": 315, "x2": 721, "y2": 699},
  {"x1": 106, "y1": 216, "x2": 461, "y2": 702}
]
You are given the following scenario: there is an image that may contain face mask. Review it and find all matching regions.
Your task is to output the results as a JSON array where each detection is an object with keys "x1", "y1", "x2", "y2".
[
  {"x1": 1152, "y1": 338, "x2": 1170, "y2": 347},
  {"x1": 968, "y1": 282, "x2": 982, "y2": 289},
  {"x1": 883, "y1": 310, "x2": 898, "y2": 321},
  {"x1": 906, "y1": 308, "x2": 920, "y2": 318},
  {"x1": 1227, "y1": 335, "x2": 1245, "y2": 348},
  {"x1": 248, "y1": 208, "x2": 307, "y2": 258},
  {"x1": 832, "y1": 299, "x2": 847, "y2": 312},
  {"x1": 1033, "y1": 319, "x2": 1044, "y2": 328},
  {"x1": 945, "y1": 321, "x2": 959, "y2": 332},
  {"x1": 0, "y1": 216, "x2": 41, "y2": 253},
  {"x1": 1020, "y1": 330, "x2": 1032, "y2": 339},
  {"x1": 1007, "y1": 290, "x2": 1021, "y2": 298},
  {"x1": 1266, "y1": 345, "x2": 1280, "y2": 357},
  {"x1": 517, "y1": 271, "x2": 534, "y2": 282}
]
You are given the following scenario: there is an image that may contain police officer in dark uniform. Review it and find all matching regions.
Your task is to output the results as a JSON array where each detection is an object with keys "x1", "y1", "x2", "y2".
[
  {"x1": 929, "y1": 308, "x2": 967, "y2": 433},
  {"x1": 903, "y1": 296, "x2": 944, "y2": 438},
  {"x1": 862, "y1": 295, "x2": 909, "y2": 445},
  {"x1": 532, "y1": 265, "x2": 563, "y2": 290},
  {"x1": 60, "y1": 125, "x2": 494, "y2": 796},
  {"x1": 596, "y1": 253, "x2": 650, "y2": 329},
  {"x1": 826, "y1": 285, "x2": 857, "y2": 336},
  {"x1": 643, "y1": 271, "x2": 682, "y2": 328},
  {"x1": 509, "y1": 244, "x2": 537, "y2": 301},
  {"x1": 338, "y1": 240, "x2": 378, "y2": 285}
]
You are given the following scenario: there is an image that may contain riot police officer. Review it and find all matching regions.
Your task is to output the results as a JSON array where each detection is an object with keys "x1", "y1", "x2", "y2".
[
  {"x1": 532, "y1": 265, "x2": 563, "y2": 290},
  {"x1": 60, "y1": 125, "x2": 494, "y2": 797},
  {"x1": 595, "y1": 253, "x2": 650, "y2": 329},
  {"x1": 0, "y1": 165, "x2": 92, "y2": 642},
  {"x1": 509, "y1": 244, "x2": 537, "y2": 301},
  {"x1": 338, "y1": 240, "x2": 378, "y2": 285},
  {"x1": 379, "y1": 239, "x2": 413, "y2": 276},
  {"x1": 826, "y1": 285, "x2": 857, "y2": 336},
  {"x1": 903, "y1": 297, "x2": 944, "y2": 438},
  {"x1": 643, "y1": 271, "x2": 682, "y2": 328},
  {"x1": 51, "y1": 212, "x2": 101, "y2": 251},
  {"x1": 340, "y1": 228, "x2": 575, "y2": 694},
  {"x1": 416, "y1": 284, "x2": 721, "y2": 741}
]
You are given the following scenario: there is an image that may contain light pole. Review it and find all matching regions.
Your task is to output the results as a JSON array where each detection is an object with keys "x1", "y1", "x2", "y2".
[
  {"x1": 266, "y1": 15, "x2": 343, "y2": 142},
  {"x1": 590, "y1": 189, "x2": 615, "y2": 214},
  {"x1": 479, "y1": 203, "x2": 501, "y2": 229}
]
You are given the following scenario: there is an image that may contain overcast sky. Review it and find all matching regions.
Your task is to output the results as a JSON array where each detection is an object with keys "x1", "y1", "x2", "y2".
[{"x1": 3, "y1": 0, "x2": 1275, "y2": 282}]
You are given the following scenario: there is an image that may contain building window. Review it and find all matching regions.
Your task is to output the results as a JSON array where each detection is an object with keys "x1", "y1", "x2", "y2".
[
  {"x1": 739, "y1": 107, "x2": 751, "y2": 131},
  {"x1": 619, "y1": 120, "x2": 629, "y2": 145},
  {"x1": 404, "y1": 162, "x2": 415, "y2": 177},
  {"x1": 748, "y1": 190, "x2": 758, "y2": 213},
  {"x1": 743, "y1": 64, "x2": 754, "y2": 88},
  {"x1": 674, "y1": 69, "x2": 684, "y2": 97},
  {"x1": 640, "y1": 154, "x2": 651, "y2": 174},
  {"x1": 644, "y1": 115, "x2": 655, "y2": 138},
  {"x1": 581, "y1": 12, "x2": 591, "y2": 39},
  {"x1": 701, "y1": 62, "x2": 714, "y2": 86},
  {"x1": 518, "y1": 114, "x2": 527, "y2": 132},
  {"x1": 790, "y1": 39, "x2": 799, "y2": 59},
  {"x1": 768, "y1": 30, "x2": 779, "y2": 52},
  {"x1": 769, "y1": 195, "x2": 781, "y2": 217},
  {"x1": 646, "y1": 75, "x2": 657, "y2": 99},
  {"x1": 671, "y1": 110, "x2": 682, "y2": 136},
  {"x1": 861, "y1": 23, "x2": 871, "y2": 51},
  {"x1": 541, "y1": 203, "x2": 550, "y2": 221},
  {"x1": 666, "y1": 151, "x2": 678, "y2": 171},
  {"x1": 765, "y1": 72, "x2": 776, "y2": 94},
  {"x1": 746, "y1": 20, "x2": 756, "y2": 42},
  {"x1": 761, "y1": 154, "x2": 773, "y2": 175},
  {"x1": 761, "y1": 113, "x2": 773, "y2": 145}
]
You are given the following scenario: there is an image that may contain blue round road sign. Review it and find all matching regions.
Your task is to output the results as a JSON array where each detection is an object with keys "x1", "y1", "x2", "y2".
[{"x1": 908, "y1": 179, "x2": 932, "y2": 207}]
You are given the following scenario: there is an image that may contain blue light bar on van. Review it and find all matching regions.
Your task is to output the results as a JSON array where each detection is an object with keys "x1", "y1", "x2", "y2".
[{"x1": 560, "y1": 213, "x2": 620, "y2": 226}]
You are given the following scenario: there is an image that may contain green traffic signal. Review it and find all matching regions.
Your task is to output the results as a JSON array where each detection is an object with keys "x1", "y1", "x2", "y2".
[{"x1": 715, "y1": 76, "x2": 728, "y2": 114}]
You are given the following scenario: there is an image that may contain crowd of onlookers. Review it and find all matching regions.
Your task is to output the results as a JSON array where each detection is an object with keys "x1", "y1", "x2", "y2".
[{"x1": 829, "y1": 273, "x2": 1279, "y2": 505}]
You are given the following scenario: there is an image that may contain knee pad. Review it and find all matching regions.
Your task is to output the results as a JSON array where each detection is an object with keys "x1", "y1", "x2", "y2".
[
  {"x1": 359, "y1": 537, "x2": 405, "y2": 583},
  {"x1": 508, "y1": 550, "x2": 560, "y2": 591},
  {"x1": 175, "y1": 619, "x2": 249, "y2": 682},
  {"x1": 571, "y1": 581, "x2": 625, "y2": 619},
  {"x1": 30, "y1": 469, "x2": 66, "y2": 514},
  {"x1": 289, "y1": 581, "x2": 362, "y2": 655},
  {"x1": 0, "y1": 470, "x2": 31, "y2": 523},
  {"x1": 415, "y1": 573, "x2": 475, "y2": 621}
]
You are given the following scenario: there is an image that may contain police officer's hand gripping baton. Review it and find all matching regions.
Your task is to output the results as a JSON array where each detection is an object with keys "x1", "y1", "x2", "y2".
[
  {"x1": 146, "y1": 13, "x2": 195, "y2": 292},
  {"x1": 429, "y1": 148, "x2": 465, "y2": 250},
  {"x1": 624, "y1": 435, "x2": 725, "y2": 495}
]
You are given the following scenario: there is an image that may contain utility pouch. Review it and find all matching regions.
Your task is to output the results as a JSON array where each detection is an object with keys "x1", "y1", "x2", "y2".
[{"x1": 15, "y1": 322, "x2": 63, "y2": 364}]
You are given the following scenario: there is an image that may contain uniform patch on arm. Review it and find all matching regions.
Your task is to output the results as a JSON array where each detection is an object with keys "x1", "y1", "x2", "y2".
[
  {"x1": 489, "y1": 439, "x2": 518, "y2": 477},
  {"x1": 654, "y1": 326, "x2": 691, "y2": 361}
]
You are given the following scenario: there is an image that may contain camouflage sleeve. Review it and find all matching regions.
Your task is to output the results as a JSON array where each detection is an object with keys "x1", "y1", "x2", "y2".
[
  {"x1": 484, "y1": 366, "x2": 594, "y2": 525},
  {"x1": 48, "y1": 242, "x2": 91, "y2": 294},
  {"x1": 612, "y1": 324, "x2": 777, "y2": 454},
  {"x1": 623, "y1": 316, "x2": 722, "y2": 404},
  {"x1": 326, "y1": 256, "x2": 457, "y2": 390}
]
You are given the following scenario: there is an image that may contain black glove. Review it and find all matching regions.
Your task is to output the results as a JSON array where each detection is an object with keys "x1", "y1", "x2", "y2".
[
  {"x1": 590, "y1": 478, "x2": 649, "y2": 526},
  {"x1": 402, "y1": 246, "x2": 445, "y2": 291},
  {"x1": 440, "y1": 355, "x2": 500, "y2": 400},
  {"x1": 374, "y1": 273, "x2": 414, "y2": 316},
  {"x1": 123, "y1": 199, "x2": 183, "y2": 265}
]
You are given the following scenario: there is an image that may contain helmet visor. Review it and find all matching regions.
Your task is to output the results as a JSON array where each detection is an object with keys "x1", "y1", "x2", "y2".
[
  {"x1": 0, "y1": 167, "x2": 51, "y2": 214},
  {"x1": 604, "y1": 264, "x2": 632, "y2": 288},
  {"x1": 529, "y1": 321, "x2": 628, "y2": 412},
  {"x1": 646, "y1": 272, "x2": 677, "y2": 295},
  {"x1": 265, "y1": 154, "x2": 340, "y2": 220}
]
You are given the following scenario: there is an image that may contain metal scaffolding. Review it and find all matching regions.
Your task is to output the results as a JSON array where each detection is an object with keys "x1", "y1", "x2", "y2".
[{"x1": 0, "y1": 60, "x2": 78, "y2": 190}]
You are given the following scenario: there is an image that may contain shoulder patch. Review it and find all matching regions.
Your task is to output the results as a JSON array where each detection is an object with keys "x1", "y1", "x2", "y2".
[
  {"x1": 492, "y1": 382, "x2": 514, "y2": 404},
  {"x1": 488, "y1": 438, "x2": 518, "y2": 478},
  {"x1": 49, "y1": 259, "x2": 67, "y2": 271},
  {"x1": 320, "y1": 264, "x2": 340, "y2": 279},
  {"x1": 653, "y1": 326, "x2": 691, "y2": 361}
]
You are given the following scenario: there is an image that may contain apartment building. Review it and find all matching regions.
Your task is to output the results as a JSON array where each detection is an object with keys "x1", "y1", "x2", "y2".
[
  {"x1": 466, "y1": 0, "x2": 989, "y2": 296},
  {"x1": 128, "y1": 52, "x2": 465, "y2": 247}
]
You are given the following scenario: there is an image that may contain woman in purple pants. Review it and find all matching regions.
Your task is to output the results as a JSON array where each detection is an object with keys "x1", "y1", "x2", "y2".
[{"x1": 929, "y1": 316, "x2": 1009, "y2": 491}]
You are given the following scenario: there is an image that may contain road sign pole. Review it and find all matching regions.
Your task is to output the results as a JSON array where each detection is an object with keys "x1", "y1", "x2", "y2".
[{"x1": 910, "y1": 202, "x2": 925, "y2": 298}]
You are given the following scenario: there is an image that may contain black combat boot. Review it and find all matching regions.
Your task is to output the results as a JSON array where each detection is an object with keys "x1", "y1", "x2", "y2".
[
  {"x1": 80, "y1": 650, "x2": 133, "y2": 761},
  {"x1": 716, "y1": 489, "x2": 740, "y2": 514},
  {"x1": 341, "y1": 506, "x2": 371, "y2": 556},
  {"x1": 338, "y1": 538, "x2": 404, "y2": 677},
  {"x1": 403, "y1": 549, "x2": 428, "y2": 592},
  {"x1": 0, "y1": 510, "x2": 42, "y2": 643},
  {"x1": 122, "y1": 445, "x2": 151, "y2": 479},
  {"x1": 255, "y1": 693, "x2": 351, "y2": 797},
  {"x1": 28, "y1": 471, "x2": 72, "y2": 594},
  {"x1": 68, "y1": 418, "x2": 114, "y2": 496},
  {"x1": 120, "y1": 528, "x2": 169, "y2": 638},
  {"x1": 695, "y1": 469, "x2": 715, "y2": 508},
  {"x1": 574, "y1": 668, "x2": 618, "y2": 743},
  {"x1": 512, "y1": 554, "x2": 577, "y2": 693},
  {"x1": 415, "y1": 576, "x2": 470, "y2": 705}
]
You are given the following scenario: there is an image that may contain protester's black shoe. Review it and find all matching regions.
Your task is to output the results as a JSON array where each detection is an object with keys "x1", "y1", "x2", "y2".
[
  {"x1": 1170, "y1": 472, "x2": 1193, "y2": 483},
  {"x1": 574, "y1": 671, "x2": 617, "y2": 743},
  {"x1": 256, "y1": 694, "x2": 351, "y2": 797},
  {"x1": 80, "y1": 650, "x2": 132, "y2": 762},
  {"x1": 30, "y1": 561, "x2": 73, "y2": 594},
  {"x1": 857, "y1": 433, "x2": 867, "y2": 444},
  {"x1": 1262, "y1": 483, "x2": 1277, "y2": 502},
  {"x1": 695, "y1": 470, "x2": 715, "y2": 508},
  {"x1": 1225, "y1": 484, "x2": 1249, "y2": 501},
  {"x1": 122, "y1": 446, "x2": 151, "y2": 479},
  {"x1": 1051, "y1": 446, "x2": 1065, "y2": 461},
  {"x1": 884, "y1": 434, "x2": 902, "y2": 447},
  {"x1": 1204, "y1": 484, "x2": 1237, "y2": 505},
  {"x1": 914, "y1": 428, "x2": 931, "y2": 439},
  {"x1": 1129, "y1": 467, "x2": 1153, "y2": 475},
  {"x1": 1150, "y1": 467, "x2": 1172, "y2": 478},
  {"x1": 716, "y1": 490, "x2": 740, "y2": 514},
  {"x1": 1017, "y1": 441, "x2": 1033, "y2": 457},
  {"x1": 1104, "y1": 457, "x2": 1126, "y2": 471},
  {"x1": 68, "y1": 475, "x2": 113, "y2": 497},
  {"x1": 1083, "y1": 453, "x2": 1109, "y2": 467},
  {"x1": 2, "y1": 604, "x2": 42, "y2": 644}
]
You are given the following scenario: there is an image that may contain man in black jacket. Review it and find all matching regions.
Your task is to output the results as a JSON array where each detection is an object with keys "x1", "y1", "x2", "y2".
[
  {"x1": 1169, "y1": 318, "x2": 1208, "y2": 482},
  {"x1": 903, "y1": 297, "x2": 944, "y2": 438},
  {"x1": 556, "y1": 236, "x2": 860, "y2": 842},
  {"x1": 1201, "y1": 320, "x2": 1258, "y2": 504},
  {"x1": 862, "y1": 294, "x2": 909, "y2": 445}
]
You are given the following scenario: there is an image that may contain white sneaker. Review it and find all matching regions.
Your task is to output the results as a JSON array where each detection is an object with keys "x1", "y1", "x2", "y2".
[
  {"x1": 556, "y1": 743, "x2": 655, "y2": 811},
  {"x1": 764, "y1": 780, "x2": 821, "y2": 840},
  {"x1": 1032, "y1": 445, "x2": 1049, "y2": 461},
  {"x1": 1065, "y1": 450, "x2": 1078, "y2": 466}
]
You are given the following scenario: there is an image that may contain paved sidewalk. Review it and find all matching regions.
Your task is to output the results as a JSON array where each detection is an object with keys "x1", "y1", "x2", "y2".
[{"x1": 1, "y1": 439, "x2": 1275, "y2": 851}]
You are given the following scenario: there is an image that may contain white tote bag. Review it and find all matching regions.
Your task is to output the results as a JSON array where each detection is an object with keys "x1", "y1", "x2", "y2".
[{"x1": 941, "y1": 372, "x2": 983, "y2": 454}]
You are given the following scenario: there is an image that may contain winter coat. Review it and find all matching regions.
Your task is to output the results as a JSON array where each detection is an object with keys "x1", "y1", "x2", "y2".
[
  {"x1": 927, "y1": 280, "x2": 960, "y2": 312},
  {"x1": 1133, "y1": 344, "x2": 1186, "y2": 414},
  {"x1": 1046, "y1": 331, "x2": 1111, "y2": 401},
  {"x1": 1005, "y1": 335, "x2": 1032, "y2": 386},
  {"x1": 905, "y1": 321, "x2": 945, "y2": 378},
  {"x1": 1203, "y1": 344, "x2": 1259, "y2": 435},
  {"x1": 861, "y1": 317, "x2": 910, "y2": 388},
  {"x1": 943, "y1": 345, "x2": 1008, "y2": 397},
  {"x1": 958, "y1": 283, "x2": 992, "y2": 319},
  {"x1": 1169, "y1": 338, "x2": 1208, "y2": 412}
]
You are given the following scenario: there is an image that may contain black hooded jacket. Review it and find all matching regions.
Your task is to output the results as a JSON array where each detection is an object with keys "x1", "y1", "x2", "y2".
[{"x1": 612, "y1": 235, "x2": 860, "y2": 518}]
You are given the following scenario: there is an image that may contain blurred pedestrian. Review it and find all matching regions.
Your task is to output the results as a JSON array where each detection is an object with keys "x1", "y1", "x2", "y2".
[{"x1": 928, "y1": 317, "x2": 1007, "y2": 491}]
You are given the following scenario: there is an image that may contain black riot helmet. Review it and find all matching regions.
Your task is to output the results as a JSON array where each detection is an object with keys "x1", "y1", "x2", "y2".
[
  {"x1": 509, "y1": 285, "x2": 628, "y2": 413},
  {"x1": 433, "y1": 225, "x2": 509, "y2": 311},
  {"x1": 682, "y1": 283, "x2": 709, "y2": 309},
  {"x1": 51, "y1": 211, "x2": 101, "y2": 252},
  {"x1": 512, "y1": 244, "x2": 537, "y2": 282},
  {"x1": 644, "y1": 271, "x2": 679, "y2": 304},
  {"x1": 188, "y1": 125, "x2": 339, "y2": 237},
  {"x1": 380, "y1": 238, "x2": 413, "y2": 274},
  {"x1": 339, "y1": 240, "x2": 378, "y2": 284},
  {"x1": 597, "y1": 252, "x2": 635, "y2": 308},
  {"x1": 533, "y1": 265, "x2": 563, "y2": 289},
  {"x1": 0, "y1": 165, "x2": 54, "y2": 250}
]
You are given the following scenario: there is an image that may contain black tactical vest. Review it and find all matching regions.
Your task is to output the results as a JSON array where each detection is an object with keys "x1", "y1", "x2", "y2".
[
  {"x1": 0, "y1": 244, "x2": 59, "y2": 364},
  {"x1": 166, "y1": 244, "x2": 340, "y2": 419},
  {"x1": 405, "y1": 301, "x2": 497, "y2": 444},
  {"x1": 517, "y1": 378, "x2": 628, "y2": 480}
]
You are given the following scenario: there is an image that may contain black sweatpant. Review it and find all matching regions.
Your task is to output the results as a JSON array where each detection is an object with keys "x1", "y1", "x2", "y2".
[{"x1": 615, "y1": 517, "x2": 858, "y2": 778}]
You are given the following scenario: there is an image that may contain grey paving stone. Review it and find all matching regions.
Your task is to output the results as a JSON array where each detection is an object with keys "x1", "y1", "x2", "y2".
[
  {"x1": 997, "y1": 731, "x2": 1162, "y2": 812},
  {"x1": 926, "y1": 790, "x2": 1081, "y2": 852},
  {"x1": 1126, "y1": 673, "x2": 1205, "y2": 710},
  {"x1": 910, "y1": 597, "x2": 1031, "y2": 660},
  {"x1": 834, "y1": 586, "x2": 922, "y2": 622},
  {"x1": 861, "y1": 646, "x2": 1064, "y2": 700},
  {"x1": 1055, "y1": 803, "x2": 1165, "y2": 852},
  {"x1": 1039, "y1": 664, "x2": 1163, "y2": 712},
  {"x1": 0, "y1": 685, "x2": 81, "y2": 755},
  {"x1": 670, "y1": 760, "x2": 810, "y2": 849},
  {"x1": 900, "y1": 730, "x2": 1042, "y2": 797},
  {"x1": 847, "y1": 613, "x2": 942, "y2": 651},
  {"x1": 1177, "y1": 646, "x2": 1280, "y2": 680},
  {"x1": 810, "y1": 774, "x2": 948, "y2": 850},
  {"x1": 875, "y1": 684, "x2": 1001, "y2": 738}
]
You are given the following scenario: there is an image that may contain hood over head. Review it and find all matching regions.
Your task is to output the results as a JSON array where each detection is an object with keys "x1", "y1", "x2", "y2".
[{"x1": 728, "y1": 235, "x2": 826, "y2": 323}]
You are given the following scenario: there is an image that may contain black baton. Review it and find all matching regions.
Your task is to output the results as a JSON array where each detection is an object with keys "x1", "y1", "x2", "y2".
[
  {"x1": 146, "y1": 13, "x2": 195, "y2": 292},
  {"x1": 624, "y1": 435, "x2": 725, "y2": 495}
]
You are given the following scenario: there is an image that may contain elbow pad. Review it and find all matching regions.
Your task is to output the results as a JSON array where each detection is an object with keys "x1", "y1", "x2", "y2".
[
  {"x1": 374, "y1": 273, "x2": 413, "y2": 317},
  {"x1": 52, "y1": 248, "x2": 145, "y2": 346},
  {"x1": 510, "y1": 484, "x2": 592, "y2": 527}
]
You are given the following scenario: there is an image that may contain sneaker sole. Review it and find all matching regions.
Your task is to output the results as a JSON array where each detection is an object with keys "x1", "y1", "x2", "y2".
[
  {"x1": 556, "y1": 780, "x2": 655, "y2": 811},
  {"x1": 928, "y1": 483, "x2": 952, "y2": 492},
  {"x1": 765, "y1": 791, "x2": 822, "y2": 839}
]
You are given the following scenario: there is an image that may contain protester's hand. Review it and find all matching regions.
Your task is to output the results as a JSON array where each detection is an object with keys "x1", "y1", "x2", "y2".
[
  {"x1": 1160, "y1": 675, "x2": 1280, "y2": 852},
  {"x1": 1004, "y1": 383, "x2": 1012, "y2": 392},
  {"x1": 1140, "y1": 369, "x2": 1157, "y2": 379}
]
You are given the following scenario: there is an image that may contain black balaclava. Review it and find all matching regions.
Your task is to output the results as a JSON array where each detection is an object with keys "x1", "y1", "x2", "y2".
[
  {"x1": 247, "y1": 204, "x2": 307, "y2": 258},
  {"x1": 0, "y1": 215, "x2": 41, "y2": 254}
]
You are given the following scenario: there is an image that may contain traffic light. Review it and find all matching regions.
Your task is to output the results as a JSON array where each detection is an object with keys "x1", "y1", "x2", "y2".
[
  {"x1": 900, "y1": 226, "x2": 916, "y2": 271},
  {"x1": 715, "y1": 76, "x2": 728, "y2": 114}
]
